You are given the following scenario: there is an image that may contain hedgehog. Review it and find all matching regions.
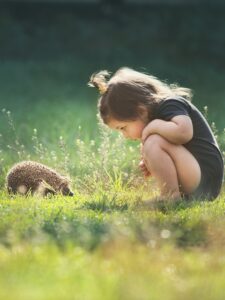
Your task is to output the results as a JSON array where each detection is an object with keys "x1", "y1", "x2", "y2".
[{"x1": 6, "y1": 161, "x2": 74, "y2": 197}]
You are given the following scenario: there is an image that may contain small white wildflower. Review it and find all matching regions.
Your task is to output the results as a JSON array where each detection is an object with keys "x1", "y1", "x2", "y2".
[
  {"x1": 160, "y1": 229, "x2": 171, "y2": 239},
  {"x1": 129, "y1": 146, "x2": 134, "y2": 152}
]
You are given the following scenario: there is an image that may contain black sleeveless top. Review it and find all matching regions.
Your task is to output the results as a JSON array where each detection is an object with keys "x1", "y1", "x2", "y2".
[{"x1": 154, "y1": 96, "x2": 224, "y2": 200}]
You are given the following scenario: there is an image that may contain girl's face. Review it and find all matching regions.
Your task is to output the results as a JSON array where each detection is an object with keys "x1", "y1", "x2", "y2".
[{"x1": 108, "y1": 118, "x2": 147, "y2": 140}]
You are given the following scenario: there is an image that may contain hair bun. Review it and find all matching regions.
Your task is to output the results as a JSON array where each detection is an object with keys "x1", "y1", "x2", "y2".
[{"x1": 88, "y1": 70, "x2": 110, "y2": 95}]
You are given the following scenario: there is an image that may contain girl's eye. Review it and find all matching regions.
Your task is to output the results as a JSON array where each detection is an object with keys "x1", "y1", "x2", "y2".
[{"x1": 120, "y1": 127, "x2": 126, "y2": 131}]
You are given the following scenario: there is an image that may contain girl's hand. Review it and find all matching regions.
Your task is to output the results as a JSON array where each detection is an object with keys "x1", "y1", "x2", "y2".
[{"x1": 139, "y1": 159, "x2": 151, "y2": 178}]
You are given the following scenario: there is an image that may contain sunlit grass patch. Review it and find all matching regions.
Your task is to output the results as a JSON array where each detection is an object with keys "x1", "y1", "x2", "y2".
[
  {"x1": 0, "y1": 177, "x2": 225, "y2": 300},
  {"x1": 0, "y1": 191, "x2": 225, "y2": 250}
]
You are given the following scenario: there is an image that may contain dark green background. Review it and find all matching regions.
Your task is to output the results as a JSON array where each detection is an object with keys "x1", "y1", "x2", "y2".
[{"x1": 0, "y1": 2, "x2": 224, "y2": 133}]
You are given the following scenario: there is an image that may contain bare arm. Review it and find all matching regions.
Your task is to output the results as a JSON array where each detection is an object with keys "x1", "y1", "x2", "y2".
[{"x1": 142, "y1": 115, "x2": 193, "y2": 145}]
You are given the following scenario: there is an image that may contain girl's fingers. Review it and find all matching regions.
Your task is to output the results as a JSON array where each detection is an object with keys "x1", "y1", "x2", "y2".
[
  {"x1": 139, "y1": 160, "x2": 151, "y2": 177},
  {"x1": 139, "y1": 160, "x2": 146, "y2": 169}
]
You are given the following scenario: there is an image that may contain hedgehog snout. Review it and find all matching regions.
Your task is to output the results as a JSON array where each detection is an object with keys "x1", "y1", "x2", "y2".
[{"x1": 61, "y1": 184, "x2": 74, "y2": 197}]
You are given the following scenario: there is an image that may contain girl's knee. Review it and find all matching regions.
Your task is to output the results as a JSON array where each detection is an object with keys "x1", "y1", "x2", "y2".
[
  {"x1": 143, "y1": 134, "x2": 166, "y2": 157},
  {"x1": 142, "y1": 134, "x2": 167, "y2": 165}
]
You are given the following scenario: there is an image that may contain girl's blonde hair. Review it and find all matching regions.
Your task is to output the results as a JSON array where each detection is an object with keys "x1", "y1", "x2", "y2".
[{"x1": 89, "y1": 67, "x2": 192, "y2": 124}]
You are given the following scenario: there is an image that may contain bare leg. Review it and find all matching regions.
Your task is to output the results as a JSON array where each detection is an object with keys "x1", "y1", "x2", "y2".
[{"x1": 142, "y1": 134, "x2": 201, "y2": 200}]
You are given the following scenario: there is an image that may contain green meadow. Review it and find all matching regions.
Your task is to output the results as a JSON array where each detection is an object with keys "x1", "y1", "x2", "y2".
[{"x1": 0, "y1": 3, "x2": 225, "y2": 299}]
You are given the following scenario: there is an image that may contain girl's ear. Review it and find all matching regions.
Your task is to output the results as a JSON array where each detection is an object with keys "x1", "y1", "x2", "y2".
[{"x1": 138, "y1": 105, "x2": 149, "y2": 122}]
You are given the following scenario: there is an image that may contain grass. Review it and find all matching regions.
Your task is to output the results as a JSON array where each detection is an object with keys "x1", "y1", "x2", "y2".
[
  {"x1": 0, "y1": 113, "x2": 224, "y2": 300},
  {"x1": 0, "y1": 3, "x2": 225, "y2": 299},
  {"x1": 0, "y1": 192, "x2": 225, "y2": 300}
]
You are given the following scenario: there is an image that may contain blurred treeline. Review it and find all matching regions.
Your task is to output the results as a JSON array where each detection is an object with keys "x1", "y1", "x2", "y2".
[
  {"x1": 0, "y1": 1, "x2": 224, "y2": 128},
  {"x1": 0, "y1": 2, "x2": 224, "y2": 66}
]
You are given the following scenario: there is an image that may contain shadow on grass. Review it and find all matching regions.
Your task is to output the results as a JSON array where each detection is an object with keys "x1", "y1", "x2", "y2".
[
  {"x1": 42, "y1": 215, "x2": 110, "y2": 251},
  {"x1": 80, "y1": 194, "x2": 129, "y2": 212},
  {"x1": 40, "y1": 199, "x2": 209, "y2": 250},
  {"x1": 0, "y1": 194, "x2": 216, "y2": 251},
  {"x1": 131, "y1": 198, "x2": 211, "y2": 248},
  {"x1": 137, "y1": 197, "x2": 211, "y2": 213}
]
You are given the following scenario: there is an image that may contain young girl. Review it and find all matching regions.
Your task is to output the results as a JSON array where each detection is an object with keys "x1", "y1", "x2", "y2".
[{"x1": 89, "y1": 67, "x2": 224, "y2": 202}]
